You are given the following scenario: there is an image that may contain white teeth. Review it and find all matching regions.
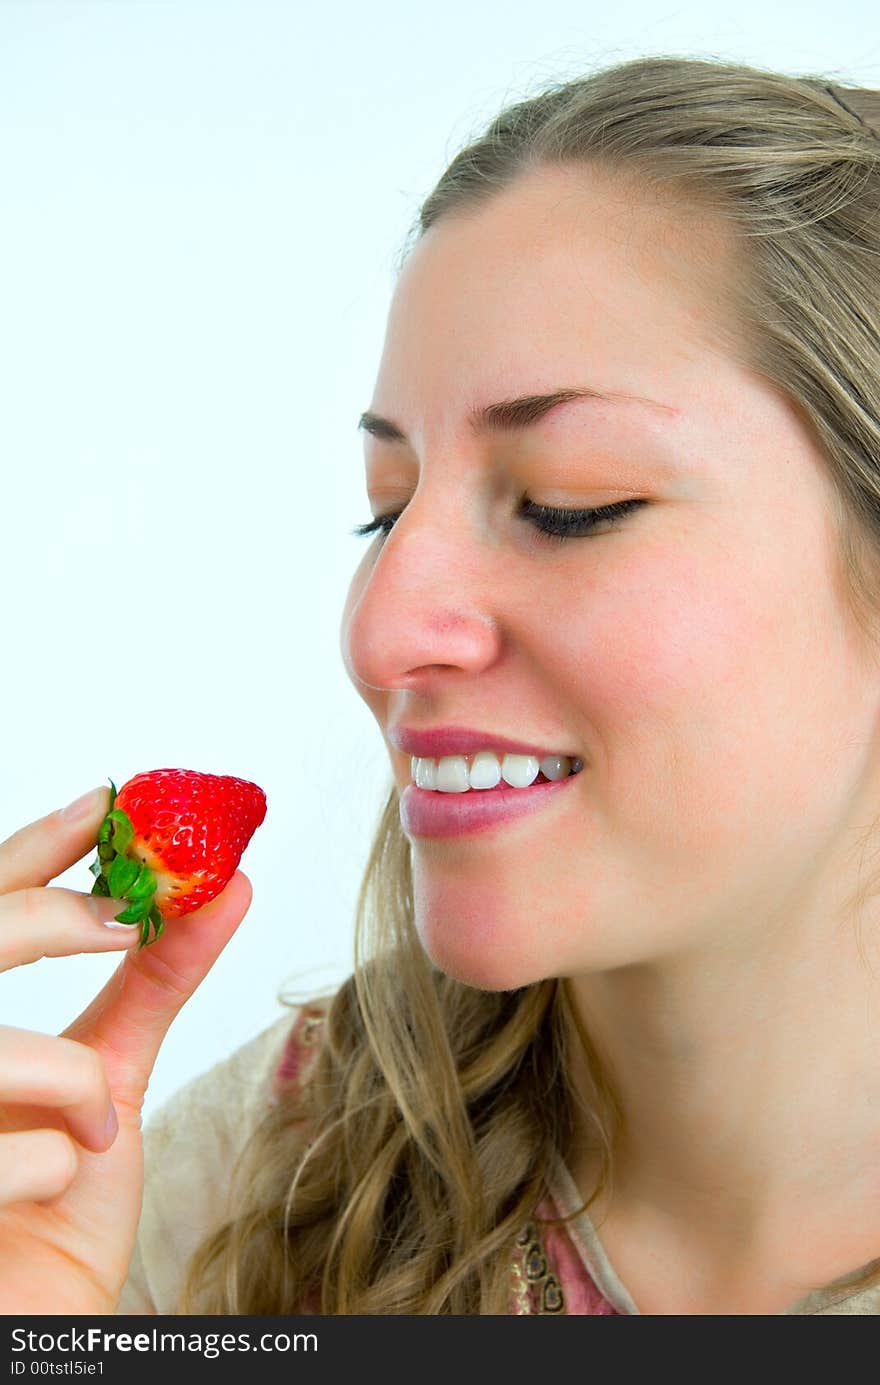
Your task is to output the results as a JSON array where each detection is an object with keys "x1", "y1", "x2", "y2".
[
  {"x1": 501, "y1": 754, "x2": 540, "y2": 788},
  {"x1": 413, "y1": 756, "x2": 437, "y2": 790},
  {"x1": 469, "y1": 751, "x2": 502, "y2": 790},
  {"x1": 435, "y1": 756, "x2": 469, "y2": 793},
  {"x1": 410, "y1": 750, "x2": 577, "y2": 792}
]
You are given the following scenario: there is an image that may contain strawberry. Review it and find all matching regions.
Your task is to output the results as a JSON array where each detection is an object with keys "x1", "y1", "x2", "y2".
[{"x1": 88, "y1": 768, "x2": 267, "y2": 949}]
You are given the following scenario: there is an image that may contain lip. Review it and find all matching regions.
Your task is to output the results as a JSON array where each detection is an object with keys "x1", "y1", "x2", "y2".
[
  {"x1": 389, "y1": 725, "x2": 578, "y2": 760},
  {"x1": 400, "y1": 773, "x2": 579, "y2": 840}
]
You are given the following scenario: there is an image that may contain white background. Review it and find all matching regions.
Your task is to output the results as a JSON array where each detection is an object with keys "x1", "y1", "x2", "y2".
[{"x1": 0, "y1": 0, "x2": 876, "y2": 1122}]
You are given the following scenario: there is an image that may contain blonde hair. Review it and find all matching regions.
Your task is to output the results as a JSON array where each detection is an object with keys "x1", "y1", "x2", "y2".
[{"x1": 177, "y1": 54, "x2": 880, "y2": 1313}]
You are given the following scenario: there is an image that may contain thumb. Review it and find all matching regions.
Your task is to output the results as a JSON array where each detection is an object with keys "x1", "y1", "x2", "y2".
[{"x1": 61, "y1": 870, "x2": 253, "y2": 1111}]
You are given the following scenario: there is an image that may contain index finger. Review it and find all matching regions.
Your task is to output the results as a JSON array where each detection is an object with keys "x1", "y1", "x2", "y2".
[{"x1": 0, "y1": 786, "x2": 113, "y2": 895}]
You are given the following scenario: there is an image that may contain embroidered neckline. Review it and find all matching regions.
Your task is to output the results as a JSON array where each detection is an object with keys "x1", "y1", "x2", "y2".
[{"x1": 509, "y1": 1219, "x2": 566, "y2": 1314}]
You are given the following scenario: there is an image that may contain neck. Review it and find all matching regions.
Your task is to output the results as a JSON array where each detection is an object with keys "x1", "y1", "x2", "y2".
[{"x1": 563, "y1": 893, "x2": 880, "y2": 1282}]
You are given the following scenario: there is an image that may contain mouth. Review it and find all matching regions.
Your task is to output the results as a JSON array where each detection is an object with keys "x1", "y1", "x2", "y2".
[
  {"x1": 400, "y1": 761, "x2": 582, "y2": 839},
  {"x1": 409, "y1": 751, "x2": 583, "y2": 794}
]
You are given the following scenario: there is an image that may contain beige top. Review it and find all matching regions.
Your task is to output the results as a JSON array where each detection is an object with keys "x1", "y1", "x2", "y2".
[
  {"x1": 117, "y1": 1007, "x2": 301, "y2": 1315},
  {"x1": 117, "y1": 998, "x2": 880, "y2": 1316}
]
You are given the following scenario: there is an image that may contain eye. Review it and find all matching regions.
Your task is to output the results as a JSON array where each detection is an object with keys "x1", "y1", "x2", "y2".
[
  {"x1": 517, "y1": 497, "x2": 647, "y2": 543},
  {"x1": 351, "y1": 497, "x2": 647, "y2": 543}
]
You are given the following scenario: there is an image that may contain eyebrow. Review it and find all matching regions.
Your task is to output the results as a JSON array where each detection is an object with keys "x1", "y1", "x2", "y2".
[{"x1": 357, "y1": 386, "x2": 675, "y2": 442}]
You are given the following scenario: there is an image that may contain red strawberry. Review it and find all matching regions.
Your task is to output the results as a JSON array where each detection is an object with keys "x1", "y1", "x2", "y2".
[{"x1": 88, "y1": 768, "x2": 267, "y2": 949}]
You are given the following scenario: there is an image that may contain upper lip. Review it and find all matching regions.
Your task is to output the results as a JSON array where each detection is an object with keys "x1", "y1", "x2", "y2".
[{"x1": 389, "y1": 725, "x2": 578, "y2": 760}]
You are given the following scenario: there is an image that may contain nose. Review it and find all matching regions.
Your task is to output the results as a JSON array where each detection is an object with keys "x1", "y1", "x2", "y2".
[{"x1": 340, "y1": 491, "x2": 502, "y2": 695}]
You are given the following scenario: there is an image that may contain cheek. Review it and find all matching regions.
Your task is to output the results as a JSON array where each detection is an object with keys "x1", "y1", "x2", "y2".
[
  {"x1": 557, "y1": 540, "x2": 801, "y2": 850},
  {"x1": 562, "y1": 530, "x2": 861, "y2": 872},
  {"x1": 557, "y1": 539, "x2": 747, "y2": 745}
]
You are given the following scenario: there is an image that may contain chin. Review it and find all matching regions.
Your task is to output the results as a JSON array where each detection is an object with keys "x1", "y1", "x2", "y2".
[{"x1": 414, "y1": 920, "x2": 548, "y2": 994}]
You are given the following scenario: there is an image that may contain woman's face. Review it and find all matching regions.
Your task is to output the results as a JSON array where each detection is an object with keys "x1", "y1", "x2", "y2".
[{"x1": 340, "y1": 164, "x2": 880, "y2": 992}]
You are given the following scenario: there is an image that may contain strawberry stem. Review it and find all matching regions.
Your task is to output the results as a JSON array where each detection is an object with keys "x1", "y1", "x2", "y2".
[{"x1": 88, "y1": 777, "x2": 164, "y2": 948}]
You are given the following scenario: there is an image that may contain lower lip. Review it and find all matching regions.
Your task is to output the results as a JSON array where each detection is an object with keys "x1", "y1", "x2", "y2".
[{"x1": 400, "y1": 772, "x2": 581, "y2": 839}]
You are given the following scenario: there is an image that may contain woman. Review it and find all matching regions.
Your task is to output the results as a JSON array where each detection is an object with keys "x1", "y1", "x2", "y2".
[{"x1": 3, "y1": 53, "x2": 880, "y2": 1315}]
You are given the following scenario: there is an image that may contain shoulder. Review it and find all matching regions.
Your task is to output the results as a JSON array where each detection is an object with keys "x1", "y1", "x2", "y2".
[{"x1": 116, "y1": 993, "x2": 334, "y2": 1314}]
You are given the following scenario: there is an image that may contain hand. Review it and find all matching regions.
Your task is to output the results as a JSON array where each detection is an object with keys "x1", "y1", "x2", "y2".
[{"x1": 0, "y1": 785, "x2": 252, "y2": 1313}]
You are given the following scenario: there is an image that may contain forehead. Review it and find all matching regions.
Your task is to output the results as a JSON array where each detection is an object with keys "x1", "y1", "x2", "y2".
[{"x1": 372, "y1": 165, "x2": 735, "y2": 431}]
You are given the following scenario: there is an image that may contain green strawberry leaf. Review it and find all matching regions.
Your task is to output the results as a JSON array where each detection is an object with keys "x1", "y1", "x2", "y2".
[
  {"x1": 113, "y1": 896, "x2": 152, "y2": 925},
  {"x1": 127, "y1": 864, "x2": 157, "y2": 901},
  {"x1": 106, "y1": 809, "x2": 134, "y2": 854},
  {"x1": 108, "y1": 855, "x2": 141, "y2": 898}
]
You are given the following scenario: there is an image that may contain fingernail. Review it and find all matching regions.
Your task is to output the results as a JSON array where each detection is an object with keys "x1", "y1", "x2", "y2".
[
  {"x1": 60, "y1": 786, "x2": 105, "y2": 822},
  {"x1": 101, "y1": 918, "x2": 140, "y2": 938}
]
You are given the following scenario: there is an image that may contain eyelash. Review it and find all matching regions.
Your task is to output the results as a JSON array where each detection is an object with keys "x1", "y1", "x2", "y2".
[{"x1": 351, "y1": 497, "x2": 647, "y2": 545}]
